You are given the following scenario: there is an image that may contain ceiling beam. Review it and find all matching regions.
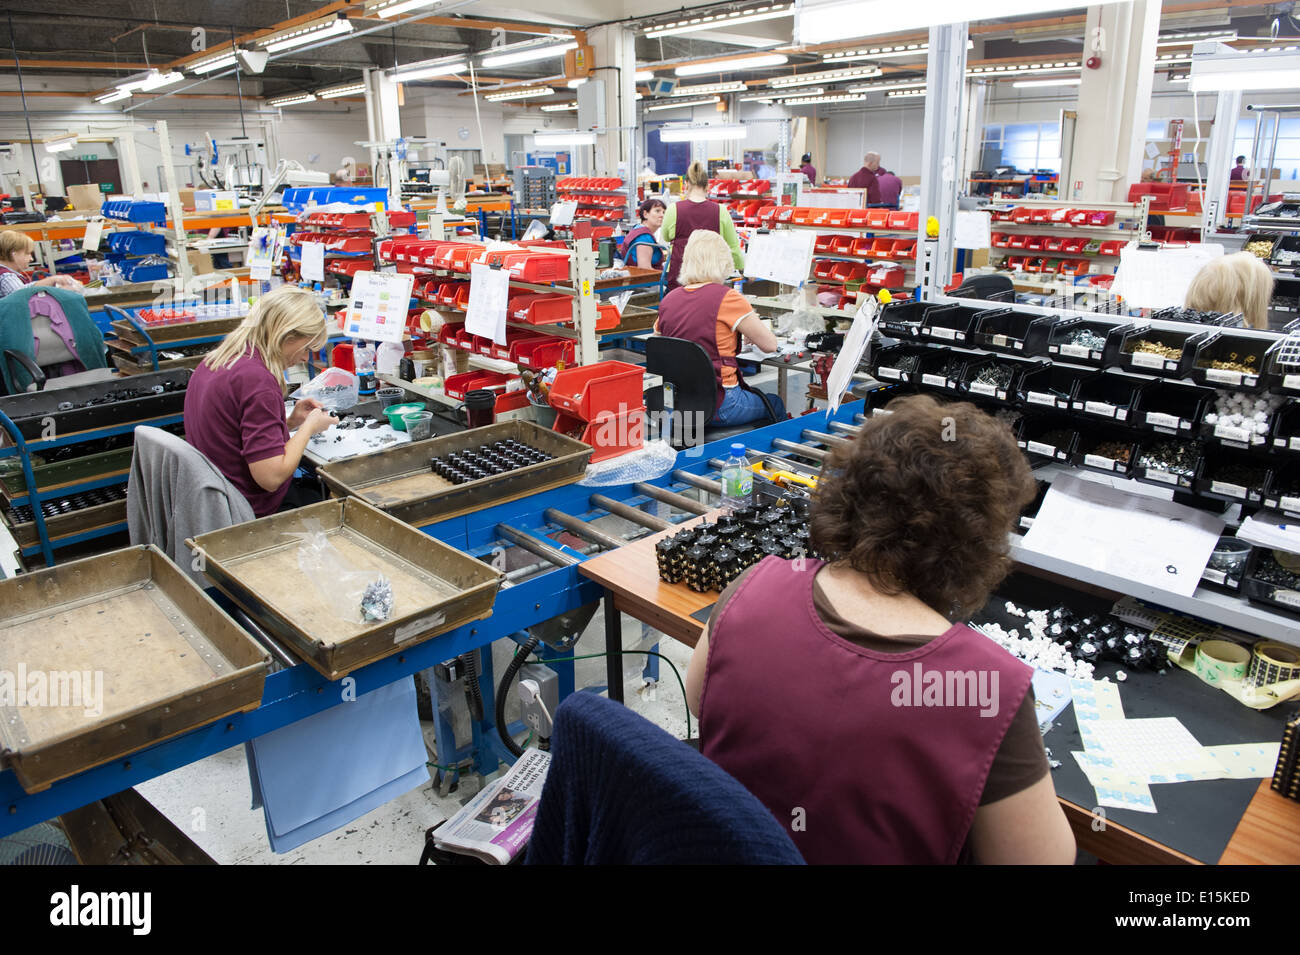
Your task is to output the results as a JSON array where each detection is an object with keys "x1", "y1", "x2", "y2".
[{"x1": 7, "y1": 59, "x2": 153, "y2": 71}]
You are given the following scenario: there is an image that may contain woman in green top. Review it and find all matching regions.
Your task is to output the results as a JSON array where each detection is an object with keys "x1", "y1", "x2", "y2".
[{"x1": 662, "y1": 161, "x2": 745, "y2": 291}]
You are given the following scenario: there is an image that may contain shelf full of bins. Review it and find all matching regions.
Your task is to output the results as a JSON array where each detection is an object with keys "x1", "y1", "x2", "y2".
[
  {"x1": 982, "y1": 197, "x2": 1149, "y2": 287},
  {"x1": 556, "y1": 177, "x2": 627, "y2": 223},
  {"x1": 0, "y1": 370, "x2": 190, "y2": 564},
  {"x1": 709, "y1": 178, "x2": 774, "y2": 227},
  {"x1": 375, "y1": 235, "x2": 617, "y2": 405},
  {"x1": 863, "y1": 306, "x2": 1300, "y2": 609},
  {"x1": 284, "y1": 208, "x2": 418, "y2": 279}
]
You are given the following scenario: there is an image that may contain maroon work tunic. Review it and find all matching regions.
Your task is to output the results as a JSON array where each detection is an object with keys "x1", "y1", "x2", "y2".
[
  {"x1": 700, "y1": 556, "x2": 1034, "y2": 864},
  {"x1": 656, "y1": 282, "x2": 737, "y2": 408},
  {"x1": 666, "y1": 198, "x2": 724, "y2": 291}
]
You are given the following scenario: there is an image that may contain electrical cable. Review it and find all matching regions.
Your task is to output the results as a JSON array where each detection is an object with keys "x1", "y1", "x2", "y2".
[
  {"x1": 495, "y1": 634, "x2": 540, "y2": 757},
  {"x1": 7, "y1": 11, "x2": 46, "y2": 198},
  {"x1": 460, "y1": 649, "x2": 484, "y2": 721},
  {"x1": 525, "y1": 649, "x2": 693, "y2": 740},
  {"x1": 1191, "y1": 89, "x2": 1206, "y2": 242}
]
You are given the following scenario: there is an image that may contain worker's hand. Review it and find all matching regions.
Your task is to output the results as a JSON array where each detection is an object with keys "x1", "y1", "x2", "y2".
[
  {"x1": 288, "y1": 397, "x2": 324, "y2": 430},
  {"x1": 303, "y1": 407, "x2": 339, "y2": 436},
  {"x1": 52, "y1": 274, "x2": 82, "y2": 291}
]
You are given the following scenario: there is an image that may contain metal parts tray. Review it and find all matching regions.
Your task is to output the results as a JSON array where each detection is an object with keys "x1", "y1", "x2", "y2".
[
  {"x1": 316, "y1": 419, "x2": 593, "y2": 527},
  {"x1": 188, "y1": 498, "x2": 503, "y2": 680},
  {"x1": 0, "y1": 545, "x2": 269, "y2": 793}
]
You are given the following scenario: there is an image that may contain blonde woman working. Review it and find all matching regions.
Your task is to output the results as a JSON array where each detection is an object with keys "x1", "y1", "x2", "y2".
[
  {"x1": 661, "y1": 161, "x2": 745, "y2": 292},
  {"x1": 184, "y1": 286, "x2": 337, "y2": 516},
  {"x1": 1185, "y1": 252, "x2": 1275, "y2": 330}
]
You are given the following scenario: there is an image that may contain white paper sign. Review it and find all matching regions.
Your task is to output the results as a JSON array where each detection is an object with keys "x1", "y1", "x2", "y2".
[
  {"x1": 82, "y1": 219, "x2": 104, "y2": 252},
  {"x1": 247, "y1": 227, "x2": 285, "y2": 281},
  {"x1": 954, "y1": 210, "x2": 992, "y2": 250},
  {"x1": 550, "y1": 200, "x2": 579, "y2": 228},
  {"x1": 825, "y1": 298, "x2": 879, "y2": 415},
  {"x1": 465, "y1": 262, "x2": 510, "y2": 347},
  {"x1": 743, "y1": 230, "x2": 817, "y2": 287},
  {"x1": 343, "y1": 270, "x2": 415, "y2": 343},
  {"x1": 1020, "y1": 472, "x2": 1224, "y2": 597},
  {"x1": 301, "y1": 241, "x2": 326, "y2": 282},
  {"x1": 1112, "y1": 243, "x2": 1224, "y2": 309}
]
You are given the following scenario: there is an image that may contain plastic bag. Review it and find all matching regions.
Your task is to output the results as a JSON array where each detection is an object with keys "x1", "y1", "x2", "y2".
[
  {"x1": 289, "y1": 367, "x2": 359, "y2": 412},
  {"x1": 288, "y1": 520, "x2": 395, "y2": 625},
  {"x1": 579, "y1": 438, "x2": 679, "y2": 486},
  {"x1": 773, "y1": 287, "x2": 827, "y2": 340}
]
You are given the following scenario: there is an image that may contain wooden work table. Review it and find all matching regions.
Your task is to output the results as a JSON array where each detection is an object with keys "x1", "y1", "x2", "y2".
[{"x1": 578, "y1": 512, "x2": 1300, "y2": 865}]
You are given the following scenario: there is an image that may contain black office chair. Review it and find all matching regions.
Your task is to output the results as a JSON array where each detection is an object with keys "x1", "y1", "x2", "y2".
[
  {"x1": 950, "y1": 273, "x2": 1015, "y2": 302},
  {"x1": 643, "y1": 336, "x2": 778, "y2": 448}
]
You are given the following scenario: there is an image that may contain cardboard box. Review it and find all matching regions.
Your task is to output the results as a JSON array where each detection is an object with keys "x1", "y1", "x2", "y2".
[
  {"x1": 178, "y1": 189, "x2": 196, "y2": 211},
  {"x1": 186, "y1": 250, "x2": 215, "y2": 275},
  {"x1": 66, "y1": 184, "x2": 104, "y2": 212},
  {"x1": 193, "y1": 190, "x2": 238, "y2": 212}
]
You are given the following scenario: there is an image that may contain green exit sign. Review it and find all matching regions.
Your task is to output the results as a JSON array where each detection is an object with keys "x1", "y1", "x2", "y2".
[
  {"x1": 99, "y1": 183, "x2": 113, "y2": 193},
  {"x1": 75, "y1": 154, "x2": 98, "y2": 161}
]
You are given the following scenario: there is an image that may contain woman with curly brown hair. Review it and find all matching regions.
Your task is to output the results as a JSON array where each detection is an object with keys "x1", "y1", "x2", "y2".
[{"x1": 686, "y1": 395, "x2": 1076, "y2": 864}]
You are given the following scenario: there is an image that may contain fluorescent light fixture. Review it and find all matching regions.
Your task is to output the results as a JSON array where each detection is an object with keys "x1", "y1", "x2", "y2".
[
  {"x1": 822, "y1": 40, "x2": 972, "y2": 62},
  {"x1": 484, "y1": 86, "x2": 555, "y2": 102},
  {"x1": 94, "y1": 88, "x2": 133, "y2": 104},
  {"x1": 189, "y1": 49, "x2": 239, "y2": 74},
  {"x1": 1168, "y1": 74, "x2": 1190, "y2": 83},
  {"x1": 796, "y1": 0, "x2": 1130, "y2": 45},
  {"x1": 673, "y1": 81, "x2": 747, "y2": 96},
  {"x1": 846, "y1": 79, "x2": 932, "y2": 93},
  {"x1": 392, "y1": 59, "x2": 467, "y2": 81},
  {"x1": 114, "y1": 69, "x2": 182, "y2": 92},
  {"x1": 769, "y1": 65, "x2": 880, "y2": 87},
  {"x1": 885, "y1": 88, "x2": 926, "y2": 98},
  {"x1": 635, "y1": 70, "x2": 655, "y2": 82},
  {"x1": 567, "y1": 77, "x2": 588, "y2": 88},
  {"x1": 1155, "y1": 52, "x2": 1193, "y2": 65},
  {"x1": 137, "y1": 70, "x2": 184, "y2": 91},
  {"x1": 644, "y1": 4, "x2": 795, "y2": 39},
  {"x1": 533, "y1": 129, "x2": 597, "y2": 147},
  {"x1": 269, "y1": 92, "x2": 318, "y2": 107},
  {"x1": 364, "y1": 0, "x2": 449, "y2": 17},
  {"x1": 257, "y1": 15, "x2": 353, "y2": 53},
  {"x1": 740, "y1": 86, "x2": 824, "y2": 101},
  {"x1": 43, "y1": 135, "x2": 78, "y2": 153},
  {"x1": 645, "y1": 96, "x2": 721, "y2": 112},
  {"x1": 675, "y1": 54, "x2": 788, "y2": 77},
  {"x1": 1157, "y1": 29, "x2": 1236, "y2": 46},
  {"x1": 1188, "y1": 48, "x2": 1300, "y2": 91},
  {"x1": 317, "y1": 82, "x2": 366, "y2": 99},
  {"x1": 1011, "y1": 77, "x2": 1081, "y2": 88},
  {"x1": 780, "y1": 92, "x2": 866, "y2": 105},
  {"x1": 967, "y1": 60, "x2": 1080, "y2": 77},
  {"x1": 480, "y1": 39, "x2": 577, "y2": 69},
  {"x1": 540, "y1": 102, "x2": 579, "y2": 111},
  {"x1": 658, "y1": 123, "x2": 746, "y2": 142}
]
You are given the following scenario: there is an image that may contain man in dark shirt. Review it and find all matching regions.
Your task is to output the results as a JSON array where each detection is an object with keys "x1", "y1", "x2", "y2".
[
  {"x1": 799, "y1": 153, "x2": 817, "y2": 185},
  {"x1": 847, "y1": 151, "x2": 882, "y2": 203},
  {"x1": 1230, "y1": 155, "x2": 1248, "y2": 181}
]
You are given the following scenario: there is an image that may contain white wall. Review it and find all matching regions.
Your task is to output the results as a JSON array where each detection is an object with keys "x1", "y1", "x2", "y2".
[{"x1": 808, "y1": 103, "x2": 926, "y2": 180}]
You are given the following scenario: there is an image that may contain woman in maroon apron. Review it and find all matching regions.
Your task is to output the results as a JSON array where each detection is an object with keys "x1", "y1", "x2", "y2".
[
  {"x1": 619, "y1": 198, "x2": 666, "y2": 270},
  {"x1": 685, "y1": 395, "x2": 1077, "y2": 864},
  {"x1": 661, "y1": 161, "x2": 744, "y2": 292}
]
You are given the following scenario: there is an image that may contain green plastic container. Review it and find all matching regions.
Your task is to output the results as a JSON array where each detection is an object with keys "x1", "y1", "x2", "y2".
[{"x1": 382, "y1": 402, "x2": 426, "y2": 431}]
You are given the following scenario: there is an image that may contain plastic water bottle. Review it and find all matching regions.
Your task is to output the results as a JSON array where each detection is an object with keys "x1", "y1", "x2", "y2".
[{"x1": 720, "y1": 443, "x2": 752, "y2": 512}]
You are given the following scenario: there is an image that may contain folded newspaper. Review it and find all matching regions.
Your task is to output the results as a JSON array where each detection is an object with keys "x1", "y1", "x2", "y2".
[{"x1": 433, "y1": 747, "x2": 551, "y2": 864}]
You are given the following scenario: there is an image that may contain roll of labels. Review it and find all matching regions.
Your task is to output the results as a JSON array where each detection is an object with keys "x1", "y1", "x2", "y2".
[{"x1": 1170, "y1": 638, "x2": 1300, "y2": 709}]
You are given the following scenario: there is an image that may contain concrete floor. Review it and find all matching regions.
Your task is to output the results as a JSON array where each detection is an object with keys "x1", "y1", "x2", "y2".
[{"x1": 135, "y1": 609, "x2": 695, "y2": 865}]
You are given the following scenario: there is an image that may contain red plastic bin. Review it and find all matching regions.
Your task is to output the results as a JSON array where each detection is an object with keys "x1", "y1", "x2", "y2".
[
  {"x1": 444, "y1": 371, "x2": 516, "y2": 400},
  {"x1": 547, "y1": 360, "x2": 644, "y2": 421}
]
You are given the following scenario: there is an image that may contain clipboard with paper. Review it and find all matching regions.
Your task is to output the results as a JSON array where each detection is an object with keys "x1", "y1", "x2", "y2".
[{"x1": 824, "y1": 297, "x2": 879, "y2": 415}]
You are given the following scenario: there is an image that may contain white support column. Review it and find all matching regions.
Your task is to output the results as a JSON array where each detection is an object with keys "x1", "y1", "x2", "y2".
[
  {"x1": 918, "y1": 22, "x2": 969, "y2": 298},
  {"x1": 366, "y1": 69, "x2": 404, "y2": 204},
  {"x1": 586, "y1": 24, "x2": 638, "y2": 222},
  {"x1": 115, "y1": 132, "x2": 143, "y2": 196},
  {"x1": 1202, "y1": 89, "x2": 1242, "y2": 234},
  {"x1": 156, "y1": 120, "x2": 192, "y2": 294},
  {"x1": 1069, "y1": 0, "x2": 1161, "y2": 202},
  {"x1": 960, "y1": 79, "x2": 987, "y2": 187},
  {"x1": 572, "y1": 238, "x2": 598, "y2": 366}
]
